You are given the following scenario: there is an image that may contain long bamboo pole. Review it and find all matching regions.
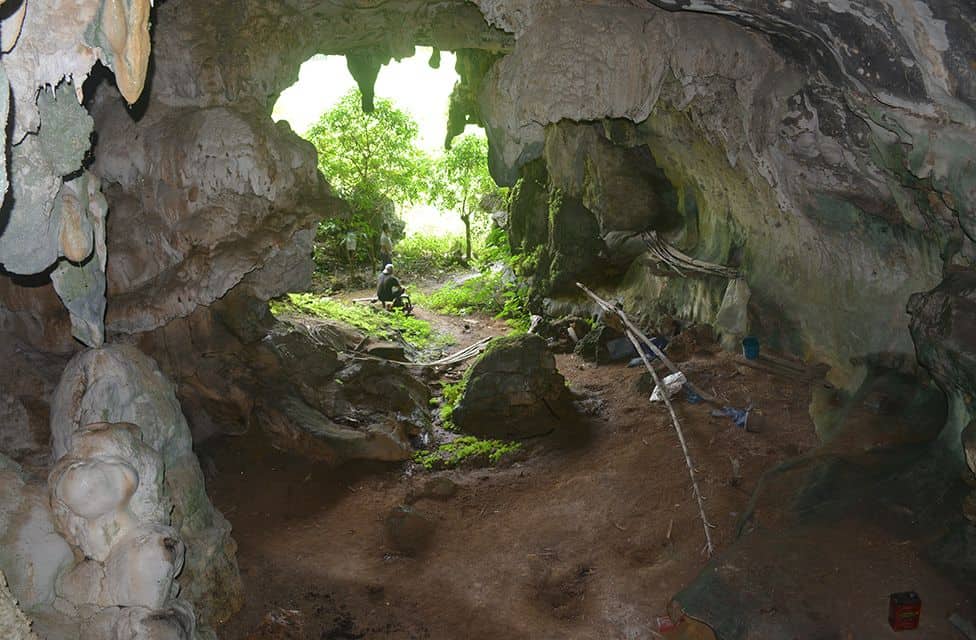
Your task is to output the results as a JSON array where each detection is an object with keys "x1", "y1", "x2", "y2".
[
  {"x1": 577, "y1": 282, "x2": 715, "y2": 556},
  {"x1": 625, "y1": 328, "x2": 715, "y2": 556}
]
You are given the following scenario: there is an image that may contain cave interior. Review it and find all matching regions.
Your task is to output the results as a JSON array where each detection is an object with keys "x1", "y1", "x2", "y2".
[{"x1": 0, "y1": 0, "x2": 975, "y2": 638}]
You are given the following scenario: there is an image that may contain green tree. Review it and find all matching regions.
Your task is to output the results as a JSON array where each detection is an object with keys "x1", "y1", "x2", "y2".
[
  {"x1": 306, "y1": 89, "x2": 432, "y2": 217},
  {"x1": 433, "y1": 133, "x2": 497, "y2": 261}
]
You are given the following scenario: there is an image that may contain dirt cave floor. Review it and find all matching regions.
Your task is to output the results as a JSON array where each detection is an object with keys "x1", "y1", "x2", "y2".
[{"x1": 201, "y1": 314, "x2": 973, "y2": 639}]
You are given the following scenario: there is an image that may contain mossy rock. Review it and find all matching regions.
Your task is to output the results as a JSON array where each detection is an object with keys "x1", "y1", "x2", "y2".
[{"x1": 453, "y1": 334, "x2": 575, "y2": 439}]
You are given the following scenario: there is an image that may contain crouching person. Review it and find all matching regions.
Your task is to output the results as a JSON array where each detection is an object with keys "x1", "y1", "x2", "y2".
[{"x1": 377, "y1": 264, "x2": 412, "y2": 314}]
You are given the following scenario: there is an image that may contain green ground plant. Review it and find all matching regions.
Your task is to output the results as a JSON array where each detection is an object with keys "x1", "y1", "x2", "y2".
[
  {"x1": 413, "y1": 436, "x2": 521, "y2": 470},
  {"x1": 393, "y1": 233, "x2": 467, "y2": 276},
  {"x1": 417, "y1": 229, "x2": 532, "y2": 331},
  {"x1": 435, "y1": 379, "x2": 467, "y2": 430},
  {"x1": 418, "y1": 270, "x2": 506, "y2": 316},
  {"x1": 270, "y1": 292, "x2": 446, "y2": 349}
]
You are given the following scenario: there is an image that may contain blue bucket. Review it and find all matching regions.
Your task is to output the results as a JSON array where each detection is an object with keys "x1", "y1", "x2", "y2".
[{"x1": 742, "y1": 336, "x2": 760, "y2": 360}]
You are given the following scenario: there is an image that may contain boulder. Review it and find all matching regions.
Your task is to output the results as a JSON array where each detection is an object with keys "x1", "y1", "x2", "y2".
[
  {"x1": 533, "y1": 315, "x2": 591, "y2": 354},
  {"x1": 258, "y1": 396, "x2": 413, "y2": 464},
  {"x1": 365, "y1": 341, "x2": 407, "y2": 362},
  {"x1": 453, "y1": 334, "x2": 575, "y2": 438},
  {"x1": 251, "y1": 321, "x2": 431, "y2": 463}
]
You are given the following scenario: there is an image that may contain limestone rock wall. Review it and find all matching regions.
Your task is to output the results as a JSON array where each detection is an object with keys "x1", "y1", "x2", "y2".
[
  {"x1": 92, "y1": 94, "x2": 330, "y2": 335},
  {"x1": 476, "y1": 1, "x2": 976, "y2": 617},
  {"x1": 0, "y1": 0, "x2": 154, "y2": 348},
  {"x1": 478, "y1": 1, "x2": 974, "y2": 396}
]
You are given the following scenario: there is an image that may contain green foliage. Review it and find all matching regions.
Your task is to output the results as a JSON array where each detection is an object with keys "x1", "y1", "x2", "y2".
[
  {"x1": 474, "y1": 225, "x2": 511, "y2": 269},
  {"x1": 306, "y1": 89, "x2": 433, "y2": 215},
  {"x1": 430, "y1": 133, "x2": 500, "y2": 260},
  {"x1": 419, "y1": 270, "x2": 505, "y2": 316},
  {"x1": 417, "y1": 269, "x2": 530, "y2": 332},
  {"x1": 413, "y1": 436, "x2": 521, "y2": 470},
  {"x1": 500, "y1": 285, "x2": 531, "y2": 333},
  {"x1": 416, "y1": 229, "x2": 531, "y2": 331},
  {"x1": 547, "y1": 187, "x2": 564, "y2": 226},
  {"x1": 270, "y1": 293, "x2": 445, "y2": 349},
  {"x1": 313, "y1": 212, "x2": 377, "y2": 270},
  {"x1": 436, "y1": 380, "x2": 467, "y2": 430},
  {"x1": 394, "y1": 233, "x2": 467, "y2": 276}
]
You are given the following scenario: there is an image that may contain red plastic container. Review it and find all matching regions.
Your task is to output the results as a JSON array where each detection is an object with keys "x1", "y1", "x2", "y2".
[{"x1": 889, "y1": 592, "x2": 921, "y2": 631}]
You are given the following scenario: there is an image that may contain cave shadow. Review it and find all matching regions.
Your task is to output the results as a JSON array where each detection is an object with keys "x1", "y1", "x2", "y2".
[
  {"x1": 676, "y1": 429, "x2": 976, "y2": 639},
  {"x1": 197, "y1": 425, "x2": 399, "y2": 535},
  {"x1": 218, "y1": 554, "x2": 529, "y2": 639}
]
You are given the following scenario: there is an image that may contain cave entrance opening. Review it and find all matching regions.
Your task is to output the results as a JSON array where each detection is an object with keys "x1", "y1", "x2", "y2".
[
  {"x1": 269, "y1": 47, "x2": 503, "y2": 317},
  {"x1": 274, "y1": 50, "x2": 488, "y2": 240}
]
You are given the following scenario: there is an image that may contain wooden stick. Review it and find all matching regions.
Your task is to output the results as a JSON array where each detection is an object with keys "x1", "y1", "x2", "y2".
[
  {"x1": 402, "y1": 337, "x2": 492, "y2": 368},
  {"x1": 642, "y1": 231, "x2": 739, "y2": 279},
  {"x1": 624, "y1": 327, "x2": 715, "y2": 557}
]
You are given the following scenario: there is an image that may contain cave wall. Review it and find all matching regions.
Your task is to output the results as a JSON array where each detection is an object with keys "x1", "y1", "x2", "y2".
[{"x1": 477, "y1": 1, "x2": 974, "y2": 402}]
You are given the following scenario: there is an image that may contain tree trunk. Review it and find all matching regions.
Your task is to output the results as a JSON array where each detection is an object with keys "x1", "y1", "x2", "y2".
[{"x1": 462, "y1": 212, "x2": 472, "y2": 263}]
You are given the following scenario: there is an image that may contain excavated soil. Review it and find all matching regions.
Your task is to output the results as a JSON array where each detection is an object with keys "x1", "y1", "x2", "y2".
[{"x1": 204, "y1": 313, "x2": 837, "y2": 639}]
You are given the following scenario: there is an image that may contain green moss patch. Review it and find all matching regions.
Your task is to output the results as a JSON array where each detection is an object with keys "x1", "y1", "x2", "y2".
[
  {"x1": 270, "y1": 293, "x2": 447, "y2": 349},
  {"x1": 413, "y1": 436, "x2": 521, "y2": 470}
]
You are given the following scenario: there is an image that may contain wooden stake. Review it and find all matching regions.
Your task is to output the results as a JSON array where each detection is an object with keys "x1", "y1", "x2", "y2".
[
  {"x1": 577, "y1": 282, "x2": 715, "y2": 557},
  {"x1": 624, "y1": 327, "x2": 715, "y2": 556}
]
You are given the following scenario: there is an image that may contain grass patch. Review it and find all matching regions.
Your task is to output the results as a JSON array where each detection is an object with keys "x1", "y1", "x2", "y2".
[
  {"x1": 394, "y1": 233, "x2": 467, "y2": 276},
  {"x1": 413, "y1": 436, "x2": 521, "y2": 470},
  {"x1": 419, "y1": 270, "x2": 504, "y2": 315},
  {"x1": 417, "y1": 270, "x2": 530, "y2": 332},
  {"x1": 270, "y1": 292, "x2": 446, "y2": 349}
]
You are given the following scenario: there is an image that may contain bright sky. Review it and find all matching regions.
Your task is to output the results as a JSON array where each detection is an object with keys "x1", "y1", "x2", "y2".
[{"x1": 272, "y1": 48, "x2": 478, "y2": 236}]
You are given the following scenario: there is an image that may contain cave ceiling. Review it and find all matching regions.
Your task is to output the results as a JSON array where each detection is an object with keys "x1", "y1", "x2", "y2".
[{"x1": 0, "y1": 0, "x2": 972, "y2": 382}]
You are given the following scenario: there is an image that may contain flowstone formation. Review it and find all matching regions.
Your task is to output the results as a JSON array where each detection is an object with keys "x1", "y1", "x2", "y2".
[
  {"x1": 49, "y1": 345, "x2": 243, "y2": 633},
  {"x1": 0, "y1": 345, "x2": 243, "y2": 640},
  {"x1": 0, "y1": 0, "x2": 153, "y2": 348}
]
